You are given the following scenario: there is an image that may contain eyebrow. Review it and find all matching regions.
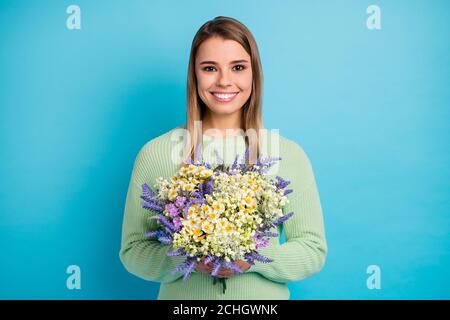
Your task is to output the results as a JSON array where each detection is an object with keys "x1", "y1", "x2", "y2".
[{"x1": 199, "y1": 59, "x2": 250, "y2": 65}]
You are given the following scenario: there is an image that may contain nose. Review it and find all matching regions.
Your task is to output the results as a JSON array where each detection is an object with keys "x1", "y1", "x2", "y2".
[{"x1": 217, "y1": 69, "x2": 232, "y2": 87}]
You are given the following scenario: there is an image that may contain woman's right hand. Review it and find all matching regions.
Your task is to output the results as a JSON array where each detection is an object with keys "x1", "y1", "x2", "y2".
[
  {"x1": 195, "y1": 257, "x2": 250, "y2": 278},
  {"x1": 195, "y1": 257, "x2": 214, "y2": 274}
]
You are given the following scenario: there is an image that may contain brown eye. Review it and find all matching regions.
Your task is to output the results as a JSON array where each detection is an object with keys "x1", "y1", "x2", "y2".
[
  {"x1": 203, "y1": 66, "x2": 216, "y2": 72},
  {"x1": 233, "y1": 64, "x2": 246, "y2": 71}
]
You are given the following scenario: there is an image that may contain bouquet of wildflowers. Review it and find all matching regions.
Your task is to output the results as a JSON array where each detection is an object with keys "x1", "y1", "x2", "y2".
[{"x1": 141, "y1": 149, "x2": 294, "y2": 293}]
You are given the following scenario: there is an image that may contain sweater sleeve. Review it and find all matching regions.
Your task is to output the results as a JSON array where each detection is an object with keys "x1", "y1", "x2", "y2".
[
  {"x1": 244, "y1": 141, "x2": 328, "y2": 283},
  {"x1": 119, "y1": 142, "x2": 185, "y2": 284}
]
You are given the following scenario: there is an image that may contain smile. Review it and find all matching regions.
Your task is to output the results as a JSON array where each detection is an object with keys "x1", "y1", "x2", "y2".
[{"x1": 210, "y1": 92, "x2": 239, "y2": 103}]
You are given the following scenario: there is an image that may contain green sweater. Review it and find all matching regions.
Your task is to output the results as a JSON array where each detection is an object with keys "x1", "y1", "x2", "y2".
[{"x1": 119, "y1": 127, "x2": 327, "y2": 300}]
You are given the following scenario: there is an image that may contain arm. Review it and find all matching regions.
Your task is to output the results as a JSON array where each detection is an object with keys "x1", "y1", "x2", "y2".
[
  {"x1": 245, "y1": 142, "x2": 328, "y2": 283},
  {"x1": 119, "y1": 143, "x2": 185, "y2": 284}
]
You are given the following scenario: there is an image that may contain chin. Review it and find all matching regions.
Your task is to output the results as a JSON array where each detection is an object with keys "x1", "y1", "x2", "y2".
[
  {"x1": 208, "y1": 99, "x2": 243, "y2": 111},
  {"x1": 209, "y1": 105, "x2": 242, "y2": 115}
]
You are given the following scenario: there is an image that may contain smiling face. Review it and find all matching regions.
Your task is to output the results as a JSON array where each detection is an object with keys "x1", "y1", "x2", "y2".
[{"x1": 195, "y1": 36, "x2": 253, "y2": 117}]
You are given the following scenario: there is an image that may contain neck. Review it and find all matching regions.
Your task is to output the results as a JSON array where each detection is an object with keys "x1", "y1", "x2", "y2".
[{"x1": 202, "y1": 109, "x2": 243, "y2": 137}]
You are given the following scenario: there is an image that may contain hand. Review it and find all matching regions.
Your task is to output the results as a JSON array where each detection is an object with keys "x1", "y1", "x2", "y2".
[{"x1": 195, "y1": 258, "x2": 252, "y2": 278}]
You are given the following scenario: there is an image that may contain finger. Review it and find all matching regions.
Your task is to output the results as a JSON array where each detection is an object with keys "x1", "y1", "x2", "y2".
[
  {"x1": 218, "y1": 273, "x2": 234, "y2": 278},
  {"x1": 218, "y1": 270, "x2": 234, "y2": 277}
]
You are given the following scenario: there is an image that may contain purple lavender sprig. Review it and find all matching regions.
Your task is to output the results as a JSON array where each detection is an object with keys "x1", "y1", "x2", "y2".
[
  {"x1": 275, "y1": 176, "x2": 291, "y2": 189},
  {"x1": 140, "y1": 183, "x2": 164, "y2": 213},
  {"x1": 145, "y1": 229, "x2": 173, "y2": 245},
  {"x1": 166, "y1": 248, "x2": 186, "y2": 257}
]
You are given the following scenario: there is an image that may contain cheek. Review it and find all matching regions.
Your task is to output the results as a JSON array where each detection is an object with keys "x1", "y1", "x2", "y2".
[
  {"x1": 237, "y1": 72, "x2": 253, "y2": 92},
  {"x1": 196, "y1": 72, "x2": 214, "y2": 91},
  {"x1": 196, "y1": 74, "x2": 211, "y2": 102}
]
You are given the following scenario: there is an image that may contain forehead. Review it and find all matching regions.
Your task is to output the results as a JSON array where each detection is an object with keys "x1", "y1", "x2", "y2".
[{"x1": 196, "y1": 37, "x2": 250, "y2": 62}]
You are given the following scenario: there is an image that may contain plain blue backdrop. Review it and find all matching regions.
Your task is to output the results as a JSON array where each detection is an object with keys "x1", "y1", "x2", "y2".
[{"x1": 0, "y1": 0, "x2": 449, "y2": 299}]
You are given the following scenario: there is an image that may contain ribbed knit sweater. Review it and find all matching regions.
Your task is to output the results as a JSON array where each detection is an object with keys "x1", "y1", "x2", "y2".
[{"x1": 119, "y1": 126, "x2": 327, "y2": 300}]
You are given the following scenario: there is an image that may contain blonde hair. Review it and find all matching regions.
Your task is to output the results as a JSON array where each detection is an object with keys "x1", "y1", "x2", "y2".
[{"x1": 182, "y1": 16, "x2": 264, "y2": 167}]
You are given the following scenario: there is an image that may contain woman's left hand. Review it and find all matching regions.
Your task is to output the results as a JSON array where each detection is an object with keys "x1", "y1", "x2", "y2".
[
  {"x1": 196, "y1": 257, "x2": 252, "y2": 278},
  {"x1": 214, "y1": 259, "x2": 252, "y2": 278}
]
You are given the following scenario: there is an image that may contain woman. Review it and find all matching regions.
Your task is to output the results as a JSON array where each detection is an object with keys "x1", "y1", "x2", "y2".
[{"x1": 119, "y1": 16, "x2": 327, "y2": 300}]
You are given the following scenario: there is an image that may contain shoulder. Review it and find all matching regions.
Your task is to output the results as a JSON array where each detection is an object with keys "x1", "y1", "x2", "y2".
[
  {"x1": 278, "y1": 134, "x2": 307, "y2": 157},
  {"x1": 144, "y1": 126, "x2": 183, "y2": 148},
  {"x1": 131, "y1": 126, "x2": 186, "y2": 181},
  {"x1": 263, "y1": 130, "x2": 316, "y2": 187},
  {"x1": 132, "y1": 126, "x2": 188, "y2": 176},
  {"x1": 138, "y1": 126, "x2": 185, "y2": 156},
  {"x1": 262, "y1": 129, "x2": 311, "y2": 167},
  {"x1": 280, "y1": 135, "x2": 312, "y2": 170}
]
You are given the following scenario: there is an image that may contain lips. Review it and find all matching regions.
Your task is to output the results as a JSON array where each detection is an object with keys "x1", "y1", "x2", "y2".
[{"x1": 210, "y1": 92, "x2": 239, "y2": 103}]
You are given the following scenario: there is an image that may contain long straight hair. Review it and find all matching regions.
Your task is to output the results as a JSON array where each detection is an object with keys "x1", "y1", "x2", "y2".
[{"x1": 182, "y1": 16, "x2": 264, "y2": 166}]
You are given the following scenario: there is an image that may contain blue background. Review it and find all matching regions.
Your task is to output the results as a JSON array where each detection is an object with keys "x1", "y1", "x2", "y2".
[{"x1": 0, "y1": 0, "x2": 449, "y2": 299}]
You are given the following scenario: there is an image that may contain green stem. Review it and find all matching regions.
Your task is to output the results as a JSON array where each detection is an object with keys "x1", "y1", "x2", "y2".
[{"x1": 212, "y1": 277, "x2": 228, "y2": 294}]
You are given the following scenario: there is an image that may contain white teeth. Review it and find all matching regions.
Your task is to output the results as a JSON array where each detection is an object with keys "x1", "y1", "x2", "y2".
[{"x1": 213, "y1": 92, "x2": 238, "y2": 99}]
